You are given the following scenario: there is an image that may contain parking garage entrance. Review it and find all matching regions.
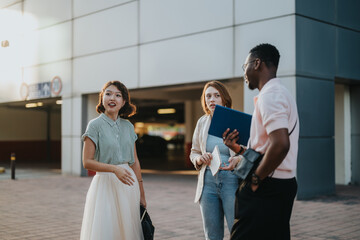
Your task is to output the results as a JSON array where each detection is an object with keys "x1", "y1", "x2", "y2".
[
  {"x1": 0, "y1": 98, "x2": 61, "y2": 171},
  {"x1": 82, "y1": 79, "x2": 244, "y2": 174},
  {"x1": 131, "y1": 102, "x2": 188, "y2": 171},
  {"x1": 83, "y1": 83, "x2": 208, "y2": 173}
]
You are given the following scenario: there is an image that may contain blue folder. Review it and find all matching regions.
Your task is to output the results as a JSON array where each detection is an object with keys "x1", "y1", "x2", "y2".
[{"x1": 208, "y1": 105, "x2": 252, "y2": 146}]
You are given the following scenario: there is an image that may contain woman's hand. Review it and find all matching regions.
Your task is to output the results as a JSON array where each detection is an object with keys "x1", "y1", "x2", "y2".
[
  {"x1": 196, "y1": 152, "x2": 213, "y2": 166},
  {"x1": 140, "y1": 195, "x2": 147, "y2": 208},
  {"x1": 220, "y1": 155, "x2": 241, "y2": 171},
  {"x1": 222, "y1": 128, "x2": 240, "y2": 152},
  {"x1": 113, "y1": 166, "x2": 135, "y2": 186}
]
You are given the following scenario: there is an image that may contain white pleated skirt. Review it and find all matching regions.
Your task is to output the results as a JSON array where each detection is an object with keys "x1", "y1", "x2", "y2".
[{"x1": 80, "y1": 164, "x2": 144, "y2": 240}]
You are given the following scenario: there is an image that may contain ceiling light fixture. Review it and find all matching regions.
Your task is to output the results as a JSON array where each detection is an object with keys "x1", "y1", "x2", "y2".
[
  {"x1": 136, "y1": 122, "x2": 145, "y2": 127},
  {"x1": 157, "y1": 108, "x2": 176, "y2": 114},
  {"x1": 25, "y1": 103, "x2": 37, "y2": 108}
]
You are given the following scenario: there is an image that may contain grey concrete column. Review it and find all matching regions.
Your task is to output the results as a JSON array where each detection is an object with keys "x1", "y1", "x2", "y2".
[
  {"x1": 350, "y1": 86, "x2": 360, "y2": 184},
  {"x1": 61, "y1": 96, "x2": 82, "y2": 176}
]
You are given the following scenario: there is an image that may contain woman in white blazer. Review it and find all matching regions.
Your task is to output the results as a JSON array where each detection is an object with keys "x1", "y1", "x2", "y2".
[{"x1": 190, "y1": 81, "x2": 239, "y2": 240}]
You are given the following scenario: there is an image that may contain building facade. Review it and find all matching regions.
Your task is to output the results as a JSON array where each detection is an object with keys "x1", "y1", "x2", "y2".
[{"x1": 0, "y1": 0, "x2": 359, "y2": 199}]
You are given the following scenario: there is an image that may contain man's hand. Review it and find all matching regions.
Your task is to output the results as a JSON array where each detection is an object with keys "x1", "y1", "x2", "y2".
[
  {"x1": 220, "y1": 155, "x2": 241, "y2": 171},
  {"x1": 250, "y1": 183, "x2": 259, "y2": 192},
  {"x1": 222, "y1": 128, "x2": 240, "y2": 152}
]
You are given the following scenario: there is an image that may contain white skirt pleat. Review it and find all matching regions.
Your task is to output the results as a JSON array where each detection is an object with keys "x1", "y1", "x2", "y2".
[{"x1": 80, "y1": 164, "x2": 144, "y2": 240}]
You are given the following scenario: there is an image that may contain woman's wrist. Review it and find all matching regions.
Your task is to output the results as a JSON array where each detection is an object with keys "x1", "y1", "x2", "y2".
[
  {"x1": 196, "y1": 158, "x2": 202, "y2": 167},
  {"x1": 236, "y1": 155, "x2": 241, "y2": 165}
]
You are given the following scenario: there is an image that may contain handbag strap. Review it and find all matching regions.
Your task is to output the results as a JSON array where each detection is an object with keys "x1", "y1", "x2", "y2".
[
  {"x1": 141, "y1": 209, "x2": 147, "y2": 222},
  {"x1": 288, "y1": 120, "x2": 297, "y2": 136}
]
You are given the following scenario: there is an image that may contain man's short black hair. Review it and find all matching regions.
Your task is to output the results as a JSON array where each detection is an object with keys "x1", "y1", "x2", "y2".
[{"x1": 249, "y1": 43, "x2": 280, "y2": 69}]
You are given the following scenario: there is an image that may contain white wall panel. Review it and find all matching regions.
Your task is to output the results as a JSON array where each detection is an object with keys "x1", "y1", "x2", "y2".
[
  {"x1": 0, "y1": 0, "x2": 20, "y2": 8},
  {"x1": 61, "y1": 137, "x2": 72, "y2": 174},
  {"x1": 62, "y1": 96, "x2": 82, "y2": 175},
  {"x1": 74, "y1": 2, "x2": 138, "y2": 57},
  {"x1": 71, "y1": 96, "x2": 82, "y2": 176},
  {"x1": 61, "y1": 99, "x2": 71, "y2": 174},
  {"x1": 22, "y1": 22, "x2": 72, "y2": 66},
  {"x1": 0, "y1": 3, "x2": 23, "y2": 103},
  {"x1": 71, "y1": 137, "x2": 82, "y2": 175},
  {"x1": 24, "y1": 0, "x2": 72, "y2": 30},
  {"x1": 0, "y1": 77, "x2": 22, "y2": 103},
  {"x1": 0, "y1": 3, "x2": 22, "y2": 37},
  {"x1": 61, "y1": 98, "x2": 72, "y2": 136},
  {"x1": 235, "y1": 0, "x2": 295, "y2": 24},
  {"x1": 0, "y1": 39, "x2": 22, "y2": 102},
  {"x1": 74, "y1": 0, "x2": 132, "y2": 18},
  {"x1": 0, "y1": 3, "x2": 23, "y2": 102},
  {"x1": 140, "y1": 28, "x2": 233, "y2": 88},
  {"x1": 23, "y1": 60, "x2": 71, "y2": 97},
  {"x1": 73, "y1": 47, "x2": 138, "y2": 95},
  {"x1": 141, "y1": 0, "x2": 232, "y2": 42},
  {"x1": 71, "y1": 96, "x2": 82, "y2": 136},
  {"x1": 235, "y1": 16, "x2": 296, "y2": 78},
  {"x1": 335, "y1": 84, "x2": 351, "y2": 184}
]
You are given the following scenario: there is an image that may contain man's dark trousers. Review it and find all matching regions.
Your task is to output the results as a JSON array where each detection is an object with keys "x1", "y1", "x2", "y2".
[{"x1": 230, "y1": 177, "x2": 297, "y2": 240}]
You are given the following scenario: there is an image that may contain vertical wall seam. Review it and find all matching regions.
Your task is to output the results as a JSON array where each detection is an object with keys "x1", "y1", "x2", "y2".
[
  {"x1": 21, "y1": 0, "x2": 25, "y2": 85},
  {"x1": 232, "y1": 0, "x2": 236, "y2": 79},
  {"x1": 70, "y1": 0, "x2": 74, "y2": 174},
  {"x1": 137, "y1": 0, "x2": 141, "y2": 88}
]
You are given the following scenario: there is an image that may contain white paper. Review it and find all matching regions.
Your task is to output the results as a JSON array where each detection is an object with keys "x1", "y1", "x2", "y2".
[{"x1": 210, "y1": 145, "x2": 221, "y2": 176}]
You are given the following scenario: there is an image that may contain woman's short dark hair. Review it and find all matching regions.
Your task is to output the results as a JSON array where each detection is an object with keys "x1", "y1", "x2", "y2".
[
  {"x1": 201, "y1": 81, "x2": 232, "y2": 115},
  {"x1": 96, "y1": 81, "x2": 136, "y2": 118}
]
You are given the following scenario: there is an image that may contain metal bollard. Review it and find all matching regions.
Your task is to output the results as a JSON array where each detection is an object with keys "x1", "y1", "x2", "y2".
[{"x1": 10, "y1": 153, "x2": 15, "y2": 180}]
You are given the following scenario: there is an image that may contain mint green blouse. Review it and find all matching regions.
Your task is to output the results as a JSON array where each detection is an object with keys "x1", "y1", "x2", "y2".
[{"x1": 82, "y1": 113, "x2": 138, "y2": 166}]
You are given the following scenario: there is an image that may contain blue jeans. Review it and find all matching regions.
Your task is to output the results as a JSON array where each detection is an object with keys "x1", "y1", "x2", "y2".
[{"x1": 199, "y1": 169, "x2": 239, "y2": 240}]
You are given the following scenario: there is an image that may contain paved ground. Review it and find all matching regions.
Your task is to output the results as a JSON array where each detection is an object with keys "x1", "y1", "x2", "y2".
[{"x1": 0, "y1": 168, "x2": 360, "y2": 240}]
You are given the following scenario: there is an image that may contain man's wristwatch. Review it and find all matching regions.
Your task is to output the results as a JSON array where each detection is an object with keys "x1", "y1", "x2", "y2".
[
  {"x1": 235, "y1": 145, "x2": 245, "y2": 156},
  {"x1": 251, "y1": 173, "x2": 262, "y2": 185}
]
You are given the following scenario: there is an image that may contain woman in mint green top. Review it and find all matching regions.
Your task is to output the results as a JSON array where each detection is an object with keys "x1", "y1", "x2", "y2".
[
  {"x1": 80, "y1": 81, "x2": 146, "y2": 240},
  {"x1": 83, "y1": 113, "x2": 138, "y2": 166}
]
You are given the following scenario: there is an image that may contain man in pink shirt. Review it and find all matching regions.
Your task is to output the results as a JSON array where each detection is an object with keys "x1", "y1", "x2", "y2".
[{"x1": 222, "y1": 43, "x2": 299, "y2": 240}]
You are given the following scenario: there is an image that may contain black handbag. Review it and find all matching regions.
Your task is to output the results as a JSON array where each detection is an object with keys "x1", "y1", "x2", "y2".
[
  {"x1": 234, "y1": 120, "x2": 297, "y2": 181},
  {"x1": 140, "y1": 205, "x2": 155, "y2": 240},
  {"x1": 235, "y1": 148, "x2": 263, "y2": 181}
]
